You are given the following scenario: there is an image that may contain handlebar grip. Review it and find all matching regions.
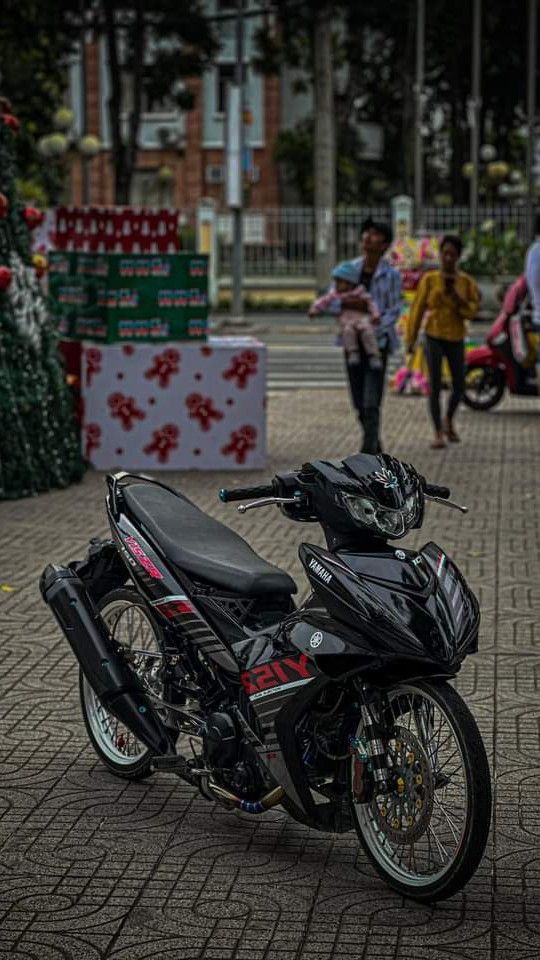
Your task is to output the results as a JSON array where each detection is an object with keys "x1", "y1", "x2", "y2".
[
  {"x1": 219, "y1": 483, "x2": 274, "y2": 503},
  {"x1": 424, "y1": 483, "x2": 451, "y2": 499}
]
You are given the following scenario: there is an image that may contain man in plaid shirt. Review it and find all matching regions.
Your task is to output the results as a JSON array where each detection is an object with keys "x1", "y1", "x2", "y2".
[{"x1": 341, "y1": 219, "x2": 402, "y2": 453}]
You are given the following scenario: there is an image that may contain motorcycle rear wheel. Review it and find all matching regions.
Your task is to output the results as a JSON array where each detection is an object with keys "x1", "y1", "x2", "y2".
[
  {"x1": 350, "y1": 680, "x2": 491, "y2": 902},
  {"x1": 462, "y1": 365, "x2": 505, "y2": 410},
  {"x1": 79, "y1": 587, "x2": 163, "y2": 780}
]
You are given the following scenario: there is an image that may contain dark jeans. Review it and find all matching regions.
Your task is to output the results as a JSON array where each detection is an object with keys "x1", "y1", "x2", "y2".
[
  {"x1": 345, "y1": 342, "x2": 389, "y2": 454},
  {"x1": 424, "y1": 335, "x2": 465, "y2": 432}
]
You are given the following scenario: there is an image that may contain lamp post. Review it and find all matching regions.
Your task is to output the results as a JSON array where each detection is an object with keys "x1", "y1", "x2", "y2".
[
  {"x1": 526, "y1": 0, "x2": 538, "y2": 240},
  {"x1": 413, "y1": 0, "x2": 425, "y2": 231},
  {"x1": 468, "y1": 0, "x2": 482, "y2": 229}
]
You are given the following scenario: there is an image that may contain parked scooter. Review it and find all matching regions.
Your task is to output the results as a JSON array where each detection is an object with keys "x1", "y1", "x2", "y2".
[{"x1": 463, "y1": 304, "x2": 539, "y2": 410}]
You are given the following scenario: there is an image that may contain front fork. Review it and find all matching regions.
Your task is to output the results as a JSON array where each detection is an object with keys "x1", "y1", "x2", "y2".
[{"x1": 350, "y1": 684, "x2": 393, "y2": 802}]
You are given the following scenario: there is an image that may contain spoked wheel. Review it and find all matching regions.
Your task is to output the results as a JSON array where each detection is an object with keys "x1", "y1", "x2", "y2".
[
  {"x1": 80, "y1": 587, "x2": 165, "y2": 780},
  {"x1": 350, "y1": 681, "x2": 491, "y2": 902},
  {"x1": 462, "y1": 364, "x2": 505, "y2": 410}
]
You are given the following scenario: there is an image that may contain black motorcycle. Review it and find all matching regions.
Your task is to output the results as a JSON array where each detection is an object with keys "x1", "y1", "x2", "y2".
[{"x1": 40, "y1": 453, "x2": 491, "y2": 902}]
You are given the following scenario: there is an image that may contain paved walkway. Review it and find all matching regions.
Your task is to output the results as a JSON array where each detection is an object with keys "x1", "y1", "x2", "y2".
[{"x1": 1, "y1": 385, "x2": 539, "y2": 960}]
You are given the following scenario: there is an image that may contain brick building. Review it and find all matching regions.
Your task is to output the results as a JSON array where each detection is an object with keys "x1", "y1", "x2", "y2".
[{"x1": 68, "y1": 3, "x2": 281, "y2": 212}]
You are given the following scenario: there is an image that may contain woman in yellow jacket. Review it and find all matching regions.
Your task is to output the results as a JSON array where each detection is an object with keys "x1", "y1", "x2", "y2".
[{"x1": 407, "y1": 235, "x2": 480, "y2": 448}]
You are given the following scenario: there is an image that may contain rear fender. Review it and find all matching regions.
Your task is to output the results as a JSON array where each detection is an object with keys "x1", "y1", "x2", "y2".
[
  {"x1": 71, "y1": 539, "x2": 128, "y2": 603},
  {"x1": 466, "y1": 345, "x2": 501, "y2": 367}
]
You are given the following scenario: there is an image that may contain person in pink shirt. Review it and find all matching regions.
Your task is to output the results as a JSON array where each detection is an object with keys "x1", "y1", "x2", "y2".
[{"x1": 309, "y1": 261, "x2": 382, "y2": 369}]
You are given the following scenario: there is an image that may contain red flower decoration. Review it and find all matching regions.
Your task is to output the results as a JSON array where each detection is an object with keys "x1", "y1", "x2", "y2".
[
  {"x1": 143, "y1": 424, "x2": 179, "y2": 464},
  {"x1": 185, "y1": 393, "x2": 224, "y2": 432},
  {"x1": 0, "y1": 194, "x2": 8, "y2": 219},
  {"x1": 23, "y1": 207, "x2": 44, "y2": 230},
  {"x1": 84, "y1": 423, "x2": 101, "y2": 460},
  {"x1": 2, "y1": 114, "x2": 20, "y2": 133},
  {"x1": 0, "y1": 266, "x2": 13, "y2": 291},
  {"x1": 144, "y1": 348, "x2": 181, "y2": 388},
  {"x1": 222, "y1": 350, "x2": 258, "y2": 389},
  {"x1": 221, "y1": 425, "x2": 257, "y2": 464},
  {"x1": 85, "y1": 347, "x2": 102, "y2": 387},
  {"x1": 108, "y1": 392, "x2": 146, "y2": 430}
]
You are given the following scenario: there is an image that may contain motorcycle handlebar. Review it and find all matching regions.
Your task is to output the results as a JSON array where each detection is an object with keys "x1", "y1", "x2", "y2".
[
  {"x1": 219, "y1": 483, "x2": 275, "y2": 503},
  {"x1": 423, "y1": 482, "x2": 451, "y2": 500}
]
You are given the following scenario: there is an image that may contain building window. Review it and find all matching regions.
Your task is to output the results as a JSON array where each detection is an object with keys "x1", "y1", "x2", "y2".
[{"x1": 130, "y1": 169, "x2": 174, "y2": 208}]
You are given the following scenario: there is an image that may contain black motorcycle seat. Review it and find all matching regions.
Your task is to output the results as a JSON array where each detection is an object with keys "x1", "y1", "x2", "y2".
[{"x1": 122, "y1": 482, "x2": 297, "y2": 597}]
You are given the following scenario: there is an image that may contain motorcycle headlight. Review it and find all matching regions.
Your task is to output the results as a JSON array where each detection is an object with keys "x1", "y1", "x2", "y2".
[{"x1": 342, "y1": 492, "x2": 419, "y2": 539}]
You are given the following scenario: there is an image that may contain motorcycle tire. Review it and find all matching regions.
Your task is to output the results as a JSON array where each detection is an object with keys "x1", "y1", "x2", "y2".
[
  {"x1": 350, "y1": 680, "x2": 491, "y2": 902},
  {"x1": 462, "y1": 365, "x2": 505, "y2": 410},
  {"x1": 79, "y1": 586, "x2": 164, "y2": 781}
]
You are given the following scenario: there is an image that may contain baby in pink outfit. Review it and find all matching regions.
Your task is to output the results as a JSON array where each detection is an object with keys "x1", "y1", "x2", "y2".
[{"x1": 309, "y1": 260, "x2": 382, "y2": 368}]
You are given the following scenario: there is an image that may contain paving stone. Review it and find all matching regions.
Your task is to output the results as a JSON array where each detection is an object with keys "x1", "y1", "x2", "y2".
[{"x1": 1, "y1": 387, "x2": 539, "y2": 959}]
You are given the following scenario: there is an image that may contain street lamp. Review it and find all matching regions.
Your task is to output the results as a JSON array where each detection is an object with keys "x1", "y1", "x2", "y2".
[
  {"x1": 462, "y1": 147, "x2": 513, "y2": 205},
  {"x1": 37, "y1": 116, "x2": 102, "y2": 205}
]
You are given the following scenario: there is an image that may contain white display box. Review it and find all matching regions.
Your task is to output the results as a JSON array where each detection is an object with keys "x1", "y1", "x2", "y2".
[{"x1": 81, "y1": 336, "x2": 267, "y2": 470}]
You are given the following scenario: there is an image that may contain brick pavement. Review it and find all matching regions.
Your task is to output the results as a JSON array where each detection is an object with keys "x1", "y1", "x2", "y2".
[{"x1": 0, "y1": 386, "x2": 539, "y2": 960}]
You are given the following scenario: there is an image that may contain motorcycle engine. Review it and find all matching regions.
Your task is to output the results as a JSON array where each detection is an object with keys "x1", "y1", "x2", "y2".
[{"x1": 203, "y1": 710, "x2": 264, "y2": 799}]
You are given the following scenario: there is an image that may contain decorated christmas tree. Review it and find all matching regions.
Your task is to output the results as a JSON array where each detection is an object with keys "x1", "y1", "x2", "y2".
[{"x1": 0, "y1": 96, "x2": 84, "y2": 499}]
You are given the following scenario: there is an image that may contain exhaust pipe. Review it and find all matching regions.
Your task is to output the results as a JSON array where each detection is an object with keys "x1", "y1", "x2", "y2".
[
  {"x1": 208, "y1": 782, "x2": 285, "y2": 814},
  {"x1": 40, "y1": 564, "x2": 176, "y2": 756}
]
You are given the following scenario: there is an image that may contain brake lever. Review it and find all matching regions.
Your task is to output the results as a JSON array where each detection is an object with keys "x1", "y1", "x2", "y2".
[
  {"x1": 237, "y1": 496, "x2": 301, "y2": 514},
  {"x1": 425, "y1": 494, "x2": 468, "y2": 514}
]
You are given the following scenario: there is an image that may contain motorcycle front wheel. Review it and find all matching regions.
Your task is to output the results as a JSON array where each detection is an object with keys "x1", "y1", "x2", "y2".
[
  {"x1": 350, "y1": 680, "x2": 491, "y2": 902},
  {"x1": 462, "y1": 365, "x2": 505, "y2": 410}
]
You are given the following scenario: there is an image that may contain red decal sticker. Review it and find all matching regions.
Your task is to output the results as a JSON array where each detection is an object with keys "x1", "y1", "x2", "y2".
[
  {"x1": 251, "y1": 664, "x2": 279, "y2": 692},
  {"x1": 283, "y1": 654, "x2": 311, "y2": 679},
  {"x1": 124, "y1": 536, "x2": 163, "y2": 579},
  {"x1": 241, "y1": 673, "x2": 259, "y2": 696}
]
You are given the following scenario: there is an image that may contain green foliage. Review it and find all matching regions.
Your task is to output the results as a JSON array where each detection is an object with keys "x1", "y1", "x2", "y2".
[
  {"x1": 258, "y1": 0, "x2": 530, "y2": 203},
  {"x1": 460, "y1": 225, "x2": 527, "y2": 279},
  {"x1": 0, "y1": 114, "x2": 84, "y2": 499},
  {"x1": 274, "y1": 117, "x2": 384, "y2": 205},
  {"x1": 16, "y1": 178, "x2": 49, "y2": 208},
  {"x1": 0, "y1": 1, "x2": 77, "y2": 202}
]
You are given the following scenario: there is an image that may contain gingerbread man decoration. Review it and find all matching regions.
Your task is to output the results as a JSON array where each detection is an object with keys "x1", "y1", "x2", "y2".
[
  {"x1": 108, "y1": 392, "x2": 146, "y2": 431},
  {"x1": 85, "y1": 347, "x2": 102, "y2": 387},
  {"x1": 222, "y1": 350, "x2": 258, "y2": 389},
  {"x1": 186, "y1": 393, "x2": 224, "y2": 432},
  {"x1": 84, "y1": 423, "x2": 101, "y2": 460},
  {"x1": 221, "y1": 425, "x2": 257, "y2": 464},
  {"x1": 143, "y1": 424, "x2": 179, "y2": 464},
  {"x1": 144, "y1": 348, "x2": 181, "y2": 388}
]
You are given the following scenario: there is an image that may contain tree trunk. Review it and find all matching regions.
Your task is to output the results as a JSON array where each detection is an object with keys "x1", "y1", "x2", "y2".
[
  {"x1": 313, "y1": 6, "x2": 336, "y2": 290},
  {"x1": 104, "y1": 0, "x2": 144, "y2": 205}
]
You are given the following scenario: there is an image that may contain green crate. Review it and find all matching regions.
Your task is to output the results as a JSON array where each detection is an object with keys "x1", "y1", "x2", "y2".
[{"x1": 49, "y1": 251, "x2": 209, "y2": 342}]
